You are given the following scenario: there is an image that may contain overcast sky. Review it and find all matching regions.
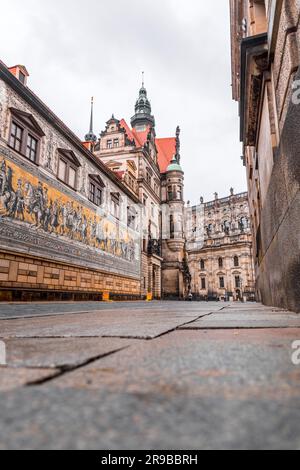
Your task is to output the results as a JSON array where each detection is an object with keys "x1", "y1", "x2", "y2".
[{"x1": 1, "y1": 0, "x2": 246, "y2": 204}]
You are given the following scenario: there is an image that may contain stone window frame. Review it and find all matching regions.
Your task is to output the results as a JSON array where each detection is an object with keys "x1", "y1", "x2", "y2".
[
  {"x1": 57, "y1": 149, "x2": 81, "y2": 191},
  {"x1": 8, "y1": 107, "x2": 45, "y2": 165},
  {"x1": 88, "y1": 174, "x2": 105, "y2": 207}
]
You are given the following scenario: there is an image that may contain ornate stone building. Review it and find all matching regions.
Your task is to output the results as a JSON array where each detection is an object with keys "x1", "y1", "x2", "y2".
[
  {"x1": 230, "y1": 0, "x2": 300, "y2": 312},
  {"x1": 92, "y1": 83, "x2": 185, "y2": 299},
  {"x1": 0, "y1": 61, "x2": 142, "y2": 301},
  {"x1": 187, "y1": 191, "x2": 255, "y2": 301}
]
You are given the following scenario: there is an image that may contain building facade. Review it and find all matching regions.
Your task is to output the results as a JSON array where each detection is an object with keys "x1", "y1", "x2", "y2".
[
  {"x1": 230, "y1": 0, "x2": 300, "y2": 312},
  {"x1": 93, "y1": 84, "x2": 185, "y2": 300},
  {"x1": 0, "y1": 61, "x2": 142, "y2": 301},
  {"x1": 188, "y1": 191, "x2": 255, "y2": 301}
]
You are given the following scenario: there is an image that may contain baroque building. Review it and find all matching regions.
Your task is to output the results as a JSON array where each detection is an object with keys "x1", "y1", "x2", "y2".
[
  {"x1": 187, "y1": 191, "x2": 255, "y2": 301},
  {"x1": 230, "y1": 0, "x2": 300, "y2": 312}
]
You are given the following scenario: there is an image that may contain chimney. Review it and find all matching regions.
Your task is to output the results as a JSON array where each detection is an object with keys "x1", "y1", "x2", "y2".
[{"x1": 8, "y1": 65, "x2": 29, "y2": 86}]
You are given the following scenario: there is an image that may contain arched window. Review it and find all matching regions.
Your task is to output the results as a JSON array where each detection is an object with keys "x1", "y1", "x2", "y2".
[
  {"x1": 200, "y1": 259, "x2": 205, "y2": 270},
  {"x1": 234, "y1": 256, "x2": 239, "y2": 267},
  {"x1": 218, "y1": 257, "x2": 223, "y2": 268}
]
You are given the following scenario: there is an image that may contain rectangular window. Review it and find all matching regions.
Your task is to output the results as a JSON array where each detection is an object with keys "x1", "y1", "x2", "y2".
[
  {"x1": 113, "y1": 139, "x2": 119, "y2": 148},
  {"x1": 96, "y1": 188, "x2": 102, "y2": 206},
  {"x1": 219, "y1": 277, "x2": 225, "y2": 289},
  {"x1": 170, "y1": 215, "x2": 175, "y2": 239},
  {"x1": 235, "y1": 276, "x2": 241, "y2": 288},
  {"x1": 68, "y1": 167, "x2": 76, "y2": 188},
  {"x1": 201, "y1": 278, "x2": 206, "y2": 290},
  {"x1": 19, "y1": 71, "x2": 26, "y2": 85},
  {"x1": 26, "y1": 134, "x2": 38, "y2": 162},
  {"x1": 58, "y1": 159, "x2": 67, "y2": 182},
  {"x1": 107, "y1": 140, "x2": 113, "y2": 149},
  {"x1": 89, "y1": 182, "x2": 95, "y2": 203},
  {"x1": 177, "y1": 186, "x2": 182, "y2": 200},
  {"x1": 89, "y1": 181, "x2": 102, "y2": 206},
  {"x1": 10, "y1": 122, "x2": 23, "y2": 152}
]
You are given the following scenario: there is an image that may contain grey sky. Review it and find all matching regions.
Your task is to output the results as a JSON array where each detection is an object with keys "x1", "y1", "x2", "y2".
[{"x1": 1, "y1": 0, "x2": 245, "y2": 204}]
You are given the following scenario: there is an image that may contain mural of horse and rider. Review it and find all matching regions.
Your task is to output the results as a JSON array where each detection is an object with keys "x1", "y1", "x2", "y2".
[{"x1": 0, "y1": 157, "x2": 136, "y2": 263}]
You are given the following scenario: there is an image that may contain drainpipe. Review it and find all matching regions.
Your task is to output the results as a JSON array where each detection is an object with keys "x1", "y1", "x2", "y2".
[{"x1": 268, "y1": 0, "x2": 284, "y2": 61}]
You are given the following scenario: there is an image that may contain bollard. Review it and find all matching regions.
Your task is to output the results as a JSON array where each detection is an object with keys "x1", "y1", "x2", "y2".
[{"x1": 146, "y1": 293, "x2": 153, "y2": 302}]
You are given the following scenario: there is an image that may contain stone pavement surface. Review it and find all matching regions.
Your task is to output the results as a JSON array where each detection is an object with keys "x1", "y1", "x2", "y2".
[{"x1": 0, "y1": 301, "x2": 299, "y2": 450}]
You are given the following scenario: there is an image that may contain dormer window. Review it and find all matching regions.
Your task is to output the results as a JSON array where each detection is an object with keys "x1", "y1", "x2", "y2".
[
  {"x1": 57, "y1": 149, "x2": 81, "y2": 190},
  {"x1": 8, "y1": 108, "x2": 45, "y2": 164},
  {"x1": 19, "y1": 71, "x2": 26, "y2": 85},
  {"x1": 8, "y1": 65, "x2": 29, "y2": 86},
  {"x1": 113, "y1": 138, "x2": 119, "y2": 148},
  {"x1": 107, "y1": 140, "x2": 113, "y2": 149}
]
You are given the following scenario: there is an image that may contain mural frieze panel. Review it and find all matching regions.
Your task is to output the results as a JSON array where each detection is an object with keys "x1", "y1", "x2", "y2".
[{"x1": 0, "y1": 149, "x2": 141, "y2": 279}]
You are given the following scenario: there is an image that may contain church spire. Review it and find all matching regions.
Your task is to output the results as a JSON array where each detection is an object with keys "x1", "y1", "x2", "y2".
[
  {"x1": 85, "y1": 97, "x2": 97, "y2": 143},
  {"x1": 131, "y1": 74, "x2": 155, "y2": 130}
]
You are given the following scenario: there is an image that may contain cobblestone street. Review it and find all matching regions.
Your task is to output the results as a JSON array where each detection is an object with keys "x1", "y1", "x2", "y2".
[{"x1": 0, "y1": 301, "x2": 300, "y2": 450}]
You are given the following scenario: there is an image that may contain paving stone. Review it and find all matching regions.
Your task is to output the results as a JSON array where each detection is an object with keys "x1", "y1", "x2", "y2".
[
  {"x1": 0, "y1": 302, "x2": 299, "y2": 449},
  {"x1": 0, "y1": 308, "x2": 220, "y2": 340},
  {"x1": 181, "y1": 313, "x2": 300, "y2": 329},
  {"x1": 2, "y1": 337, "x2": 134, "y2": 369},
  {"x1": 0, "y1": 368, "x2": 58, "y2": 392},
  {"x1": 0, "y1": 301, "x2": 224, "y2": 319},
  {"x1": 51, "y1": 329, "x2": 300, "y2": 398},
  {"x1": 0, "y1": 387, "x2": 300, "y2": 450}
]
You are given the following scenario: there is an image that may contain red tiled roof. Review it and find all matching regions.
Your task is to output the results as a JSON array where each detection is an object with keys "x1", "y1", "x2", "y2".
[
  {"x1": 119, "y1": 119, "x2": 175, "y2": 174},
  {"x1": 120, "y1": 119, "x2": 150, "y2": 147},
  {"x1": 156, "y1": 138, "x2": 176, "y2": 174}
]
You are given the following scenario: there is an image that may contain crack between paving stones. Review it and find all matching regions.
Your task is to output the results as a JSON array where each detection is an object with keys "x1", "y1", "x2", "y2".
[
  {"x1": 24, "y1": 345, "x2": 131, "y2": 387},
  {"x1": 179, "y1": 325, "x2": 300, "y2": 331}
]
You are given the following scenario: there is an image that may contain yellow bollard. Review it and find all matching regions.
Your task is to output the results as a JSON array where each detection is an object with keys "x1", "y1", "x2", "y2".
[{"x1": 146, "y1": 293, "x2": 153, "y2": 302}]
